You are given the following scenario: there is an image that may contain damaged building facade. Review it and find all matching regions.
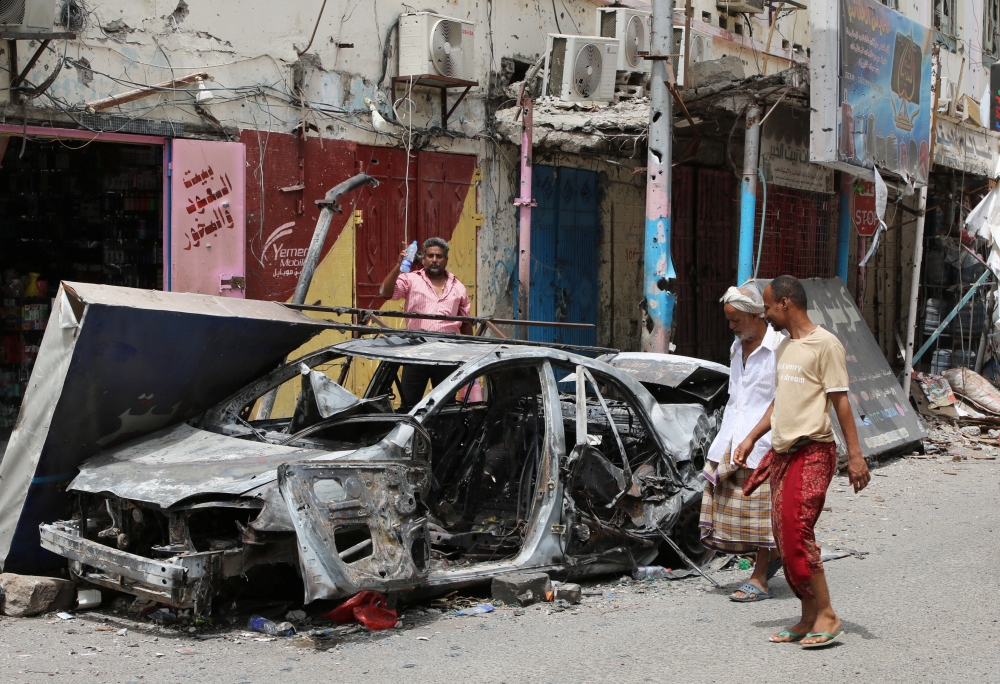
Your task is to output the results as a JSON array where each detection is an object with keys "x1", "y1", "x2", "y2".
[{"x1": 1, "y1": 0, "x2": 999, "y2": 430}]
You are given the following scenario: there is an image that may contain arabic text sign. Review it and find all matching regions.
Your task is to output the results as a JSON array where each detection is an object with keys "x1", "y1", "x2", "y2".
[
  {"x1": 933, "y1": 116, "x2": 1000, "y2": 177},
  {"x1": 169, "y1": 140, "x2": 246, "y2": 298},
  {"x1": 839, "y1": 0, "x2": 932, "y2": 183},
  {"x1": 853, "y1": 180, "x2": 879, "y2": 236},
  {"x1": 760, "y1": 103, "x2": 835, "y2": 194}
]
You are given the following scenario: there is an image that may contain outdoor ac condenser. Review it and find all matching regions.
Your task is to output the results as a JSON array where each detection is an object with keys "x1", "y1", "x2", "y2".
[
  {"x1": 672, "y1": 26, "x2": 714, "y2": 88},
  {"x1": 596, "y1": 7, "x2": 651, "y2": 73},
  {"x1": 716, "y1": 0, "x2": 765, "y2": 14},
  {"x1": 0, "y1": 0, "x2": 59, "y2": 33},
  {"x1": 398, "y1": 12, "x2": 475, "y2": 81},
  {"x1": 543, "y1": 34, "x2": 619, "y2": 103}
]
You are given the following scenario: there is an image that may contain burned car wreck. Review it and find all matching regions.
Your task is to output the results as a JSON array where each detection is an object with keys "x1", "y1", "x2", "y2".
[{"x1": 39, "y1": 336, "x2": 728, "y2": 613}]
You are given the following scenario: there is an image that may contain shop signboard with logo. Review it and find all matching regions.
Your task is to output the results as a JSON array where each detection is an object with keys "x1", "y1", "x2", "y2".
[{"x1": 810, "y1": 0, "x2": 933, "y2": 185}]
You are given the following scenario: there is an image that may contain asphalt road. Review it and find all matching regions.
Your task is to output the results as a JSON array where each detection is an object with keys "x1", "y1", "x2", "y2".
[{"x1": 1, "y1": 453, "x2": 996, "y2": 683}]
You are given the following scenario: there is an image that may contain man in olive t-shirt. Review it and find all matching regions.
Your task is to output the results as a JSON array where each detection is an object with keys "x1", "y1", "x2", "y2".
[{"x1": 734, "y1": 275, "x2": 870, "y2": 649}]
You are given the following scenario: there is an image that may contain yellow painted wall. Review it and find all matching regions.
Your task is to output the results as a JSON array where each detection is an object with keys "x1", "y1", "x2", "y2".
[{"x1": 269, "y1": 181, "x2": 479, "y2": 415}]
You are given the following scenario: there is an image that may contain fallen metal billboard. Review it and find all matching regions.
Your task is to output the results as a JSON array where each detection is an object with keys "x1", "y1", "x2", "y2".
[
  {"x1": 0, "y1": 283, "x2": 325, "y2": 574},
  {"x1": 757, "y1": 278, "x2": 925, "y2": 458}
]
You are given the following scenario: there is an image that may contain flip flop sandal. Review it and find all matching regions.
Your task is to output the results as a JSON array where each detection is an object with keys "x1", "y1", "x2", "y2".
[
  {"x1": 765, "y1": 558, "x2": 783, "y2": 581},
  {"x1": 769, "y1": 630, "x2": 804, "y2": 643},
  {"x1": 729, "y1": 581, "x2": 773, "y2": 602},
  {"x1": 800, "y1": 629, "x2": 844, "y2": 649}
]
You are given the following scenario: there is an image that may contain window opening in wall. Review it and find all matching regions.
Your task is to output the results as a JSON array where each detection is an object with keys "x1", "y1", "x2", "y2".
[
  {"x1": 878, "y1": 0, "x2": 899, "y2": 10},
  {"x1": 986, "y1": 0, "x2": 1000, "y2": 62},
  {"x1": 934, "y1": 0, "x2": 956, "y2": 38}
]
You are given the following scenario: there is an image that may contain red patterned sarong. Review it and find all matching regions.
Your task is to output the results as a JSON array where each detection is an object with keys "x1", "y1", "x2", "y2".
[{"x1": 743, "y1": 441, "x2": 837, "y2": 599}]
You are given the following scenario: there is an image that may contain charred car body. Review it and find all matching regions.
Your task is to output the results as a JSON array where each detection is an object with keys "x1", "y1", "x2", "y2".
[{"x1": 39, "y1": 337, "x2": 728, "y2": 612}]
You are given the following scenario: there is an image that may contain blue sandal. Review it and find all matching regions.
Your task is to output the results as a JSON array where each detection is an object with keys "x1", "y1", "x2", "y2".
[
  {"x1": 800, "y1": 629, "x2": 844, "y2": 648},
  {"x1": 729, "y1": 581, "x2": 773, "y2": 602},
  {"x1": 769, "y1": 630, "x2": 804, "y2": 643}
]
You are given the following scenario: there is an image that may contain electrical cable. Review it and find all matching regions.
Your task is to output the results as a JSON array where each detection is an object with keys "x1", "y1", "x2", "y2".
[
  {"x1": 753, "y1": 167, "x2": 767, "y2": 279},
  {"x1": 298, "y1": 0, "x2": 329, "y2": 55},
  {"x1": 378, "y1": 17, "x2": 400, "y2": 87}
]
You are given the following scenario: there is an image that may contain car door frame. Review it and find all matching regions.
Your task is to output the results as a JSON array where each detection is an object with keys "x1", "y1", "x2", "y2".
[{"x1": 410, "y1": 355, "x2": 568, "y2": 585}]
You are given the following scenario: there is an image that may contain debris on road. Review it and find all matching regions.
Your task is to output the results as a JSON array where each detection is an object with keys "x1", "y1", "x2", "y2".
[
  {"x1": 320, "y1": 590, "x2": 397, "y2": 631},
  {"x1": 454, "y1": 604, "x2": 495, "y2": 616},
  {"x1": 943, "y1": 367, "x2": 1000, "y2": 415},
  {"x1": 0, "y1": 573, "x2": 76, "y2": 617},
  {"x1": 551, "y1": 582, "x2": 582, "y2": 604},
  {"x1": 76, "y1": 588, "x2": 102, "y2": 611},
  {"x1": 491, "y1": 572, "x2": 551, "y2": 607},
  {"x1": 247, "y1": 615, "x2": 296, "y2": 637}
]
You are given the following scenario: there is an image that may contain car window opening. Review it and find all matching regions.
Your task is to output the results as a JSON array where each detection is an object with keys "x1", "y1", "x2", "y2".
[{"x1": 420, "y1": 364, "x2": 545, "y2": 567}]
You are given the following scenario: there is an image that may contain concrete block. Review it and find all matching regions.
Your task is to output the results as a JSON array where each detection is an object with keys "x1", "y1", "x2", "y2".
[
  {"x1": 553, "y1": 582, "x2": 582, "y2": 604},
  {"x1": 686, "y1": 56, "x2": 746, "y2": 88},
  {"x1": 491, "y1": 572, "x2": 550, "y2": 606},
  {"x1": 0, "y1": 573, "x2": 76, "y2": 617}
]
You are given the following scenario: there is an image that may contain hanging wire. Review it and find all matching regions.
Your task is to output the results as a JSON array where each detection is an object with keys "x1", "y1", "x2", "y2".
[{"x1": 752, "y1": 167, "x2": 768, "y2": 279}]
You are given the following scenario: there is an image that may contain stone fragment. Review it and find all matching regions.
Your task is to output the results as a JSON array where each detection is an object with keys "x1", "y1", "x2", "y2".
[
  {"x1": 552, "y1": 582, "x2": 582, "y2": 604},
  {"x1": 491, "y1": 572, "x2": 550, "y2": 607},
  {"x1": 0, "y1": 573, "x2": 76, "y2": 617}
]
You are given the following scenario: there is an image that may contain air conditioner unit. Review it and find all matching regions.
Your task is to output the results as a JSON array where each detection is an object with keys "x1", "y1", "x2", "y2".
[
  {"x1": 398, "y1": 12, "x2": 475, "y2": 81},
  {"x1": 543, "y1": 34, "x2": 619, "y2": 103},
  {"x1": 716, "y1": 0, "x2": 764, "y2": 15},
  {"x1": 672, "y1": 26, "x2": 713, "y2": 88},
  {"x1": 937, "y1": 77, "x2": 958, "y2": 112},
  {"x1": 0, "y1": 0, "x2": 59, "y2": 34},
  {"x1": 596, "y1": 7, "x2": 651, "y2": 73}
]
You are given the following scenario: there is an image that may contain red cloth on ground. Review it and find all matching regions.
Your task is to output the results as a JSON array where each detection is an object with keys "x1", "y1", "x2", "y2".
[
  {"x1": 743, "y1": 441, "x2": 837, "y2": 599},
  {"x1": 319, "y1": 590, "x2": 397, "y2": 630}
]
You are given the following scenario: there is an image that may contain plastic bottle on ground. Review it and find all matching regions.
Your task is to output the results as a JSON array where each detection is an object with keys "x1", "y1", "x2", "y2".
[
  {"x1": 247, "y1": 615, "x2": 295, "y2": 636},
  {"x1": 400, "y1": 241, "x2": 419, "y2": 273},
  {"x1": 632, "y1": 566, "x2": 670, "y2": 580}
]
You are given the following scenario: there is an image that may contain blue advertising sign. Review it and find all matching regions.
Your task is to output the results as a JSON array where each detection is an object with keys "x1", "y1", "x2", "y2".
[{"x1": 839, "y1": 0, "x2": 933, "y2": 184}]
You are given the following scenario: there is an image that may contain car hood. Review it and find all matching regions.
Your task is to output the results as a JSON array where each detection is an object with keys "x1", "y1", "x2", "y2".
[
  {"x1": 69, "y1": 423, "x2": 355, "y2": 509},
  {"x1": 600, "y1": 352, "x2": 730, "y2": 402}
]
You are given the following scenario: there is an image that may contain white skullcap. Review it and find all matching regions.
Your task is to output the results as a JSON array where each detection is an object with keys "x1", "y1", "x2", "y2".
[{"x1": 720, "y1": 285, "x2": 765, "y2": 317}]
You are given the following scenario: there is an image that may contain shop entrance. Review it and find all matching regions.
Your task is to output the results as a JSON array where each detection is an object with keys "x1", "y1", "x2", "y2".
[{"x1": 0, "y1": 137, "x2": 164, "y2": 442}]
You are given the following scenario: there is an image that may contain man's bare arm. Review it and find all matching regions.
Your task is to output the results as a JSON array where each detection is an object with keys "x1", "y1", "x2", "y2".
[
  {"x1": 379, "y1": 243, "x2": 408, "y2": 298},
  {"x1": 732, "y1": 401, "x2": 774, "y2": 467},
  {"x1": 830, "y1": 391, "x2": 870, "y2": 492}
]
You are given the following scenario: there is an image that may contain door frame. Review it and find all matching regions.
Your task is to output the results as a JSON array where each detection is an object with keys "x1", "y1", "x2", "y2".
[{"x1": 0, "y1": 123, "x2": 170, "y2": 289}]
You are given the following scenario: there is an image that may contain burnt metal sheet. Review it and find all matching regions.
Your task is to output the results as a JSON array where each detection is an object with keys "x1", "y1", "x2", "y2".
[
  {"x1": 0, "y1": 283, "x2": 326, "y2": 573},
  {"x1": 279, "y1": 461, "x2": 431, "y2": 602},
  {"x1": 755, "y1": 278, "x2": 925, "y2": 458},
  {"x1": 68, "y1": 423, "x2": 339, "y2": 509},
  {"x1": 332, "y1": 337, "x2": 503, "y2": 364},
  {"x1": 600, "y1": 352, "x2": 730, "y2": 401}
]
